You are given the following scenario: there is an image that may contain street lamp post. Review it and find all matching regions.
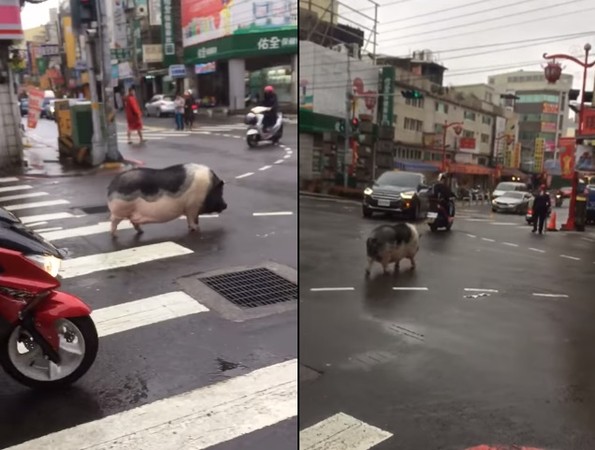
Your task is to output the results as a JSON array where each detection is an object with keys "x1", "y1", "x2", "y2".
[
  {"x1": 441, "y1": 120, "x2": 464, "y2": 172},
  {"x1": 543, "y1": 43, "x2": 595, "y2": 231}
]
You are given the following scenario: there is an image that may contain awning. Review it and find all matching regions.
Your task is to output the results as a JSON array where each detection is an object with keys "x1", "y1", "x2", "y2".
[{"x1": 394, "y1": 160, "x2": 440, "y2": 172}]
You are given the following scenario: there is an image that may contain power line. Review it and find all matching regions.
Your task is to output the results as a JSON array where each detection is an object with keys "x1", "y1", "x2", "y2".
[
  {"x1": 388, "y1": 1, "x2": 592, "y2": 47},
  {"x1": 381, "y1": 0, "x2": 540, "y2": 34},
  {"x1": 358, "y1": 0, "x2": 416, "y2": 12},
  {"x1": 379, "y1": 0, "x2": 493, "y2": 26},
  {"x1": 384, "y1": 0, "x2": 588, "y2": 45}
]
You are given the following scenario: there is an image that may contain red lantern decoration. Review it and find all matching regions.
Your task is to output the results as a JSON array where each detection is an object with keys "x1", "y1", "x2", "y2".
[
  {"x1": 544, "y1": 61, "x2": 562, "y2": 84},
  {"x1": 453, "y1": 124, "x2": 463, "y2": 135}
]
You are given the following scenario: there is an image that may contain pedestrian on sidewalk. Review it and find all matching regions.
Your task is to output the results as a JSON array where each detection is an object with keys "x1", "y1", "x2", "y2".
[
  {"x1": 532, "y1": 184, "x2": 551, "y2": 234},
  {"x1": 124, "y1": 87, "x2": 145, "y2": 144},
  {"x1": 184, "y1": 90, "x2": 195, "y2": 131},
  {"x1": 174, "y1": 92, "x2": 185, "y2": 131}
]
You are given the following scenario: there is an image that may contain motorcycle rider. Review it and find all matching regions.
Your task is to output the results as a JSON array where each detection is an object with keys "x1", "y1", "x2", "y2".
[
  {"x1": 261, "y1": 85, "x2": 278, "y2": 131},
  {"x1": 432, "y1": 173, "x2": 456, "y2": 218}
]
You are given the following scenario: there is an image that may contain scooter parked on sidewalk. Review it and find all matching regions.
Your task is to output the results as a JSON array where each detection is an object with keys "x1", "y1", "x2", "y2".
[
  {"x1": 244, "y1": 106, "x2": 283, "y2": 148},
  {"x1": 0, "y1": 207, "x2": 98, "y2": 389},
  {"x1": 427, "y1": 197, "x2": 455, "y2": 232}
]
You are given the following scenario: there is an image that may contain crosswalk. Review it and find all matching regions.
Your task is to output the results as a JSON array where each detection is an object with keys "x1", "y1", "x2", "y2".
[
  {"x1": 0, "y1": 176, "x2": 297, "y2": 449},
  {"x1": 117, "y1": 123, "x2": 247, "y2": 143}
]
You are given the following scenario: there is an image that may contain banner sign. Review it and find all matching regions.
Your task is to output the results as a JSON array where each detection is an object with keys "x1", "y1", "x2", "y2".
[
  {"x1": 0, "y1": 0, "x2": 23, "y2": 40},
  {"x1": 27, "y1": 87, "x2": 44, "y2": 129},
  {"x1": 576, "y1": 144, "x2": 595, "y2": 172},
  {"x1": 194, "y1": 61, "x2": 216, "y2": 74},
  {"x1": 581, "y1": 108, "x2": 595, "y2": 136},
  {"x1": 559, "y1": 137, "x2": 576, "y2": 179},
  {"x1": 379, "y1": 66, "x2": 395, "y2": 127},
  {"x1": 543, "y1": 102, "x2": 559, "y2": 114},
  {"x1": 512, "y1": 142, "x2": 521, "y2": 169},
  {"x1": 161, "y1": 0, "x2": 176, "y2": 65},
  {"x1": 459, "y1": 137, "x2": 476, "y2": 150},
  {"x1": 534, "y1": 137, "x2": 545, "y2": 173}
]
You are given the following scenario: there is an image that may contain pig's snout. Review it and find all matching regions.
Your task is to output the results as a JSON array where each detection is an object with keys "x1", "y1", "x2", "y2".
[{"x1": 218, "y1": 200, "x2": 227, "y2": 212}]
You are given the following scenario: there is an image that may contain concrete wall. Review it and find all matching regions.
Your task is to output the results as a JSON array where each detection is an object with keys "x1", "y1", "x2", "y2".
[{"x1": 0, "y1": 45, "x2": 23, "y2": 173}]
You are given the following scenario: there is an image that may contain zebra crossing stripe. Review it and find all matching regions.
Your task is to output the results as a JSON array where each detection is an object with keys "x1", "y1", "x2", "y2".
[
  {"x1": 0, "y1": 192, "x2": 48, "y2": 203},
  {"x1": 0, "y1": 177, "x2": 19, "y2": 183},
  {"x1": 5, "y1": 199, "x2": 70, "y2": 211},
  {"x1": 300, "y1": 412, "x2": 393, "y2": 450},
  {"x1": 60, "y1": 242, "x2": 193, "y2": 279},
  {"x1": 19, "y1": 212, "x2": 76, "y2": 224},
  {"x1": 0, "y1": 184, "x2": 32, "y2": 193},
  {"x1": 93, "y1": 291, "x2": 209, "y2": 337},
  {"x1": 7, "y1": 359, "x2": 297, "y2": 450}
]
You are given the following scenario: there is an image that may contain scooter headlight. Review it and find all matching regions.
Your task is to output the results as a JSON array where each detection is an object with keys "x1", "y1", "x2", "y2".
[{"x1": 25, "y1": 254, "x2": 62, "y2": 278}]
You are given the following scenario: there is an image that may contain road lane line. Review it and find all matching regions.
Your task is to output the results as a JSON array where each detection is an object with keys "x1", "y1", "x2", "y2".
[
  {"x1": 18, "y1": 212, "x2": 75, "y2": 223},
  {"x1": 533, "y1": 293, "x2": 569, "y2": 298},
  {"x1": 464, "y1": 288, "x2": 499, "y2": 293},
  {"x1": 35, "y1": 227, "x2": 62, "y2": 233},
  {"x1": 284, "y1": 154, "x2": 291, "y2": 159},
  {"x1": 393, "y1": 287, "x2": 429, "y2": 291},
  {"x1": 93, "y1": 291, "x2": 209, "y2": 337},
  {"x1": 0, "y1": 184, "x2": 32, "y2": 193},
  {"x1": 560, "y1": 254, "x2": 581, "y2": 261},
  {"x1": 274, "y1": 159, "x2": 284, "y2": 164},
  {"x1": 466, "y1": 234, "x2": 477, "y2": 238},
  {"x1": 481, "y1": 237, "x2": 495, "y2": 242},
  {"x1": 253, "y1": 211, "x2": 294, "y2": 216},
  {"x1": 259, "y1": 165, "x2": 272, "y2": 171},
  {"x1": 25, "y1": 221, "x2": 48, "y2": 228},
  {"x1": 492, "y1": 222, "x2": 517, "y2": 225},
  {"x1": 529, "y1": 247, "x2": 546, "y2": 253},
  {"x1": 60, "y1": 242, "x2": 193, "y2": 279},
  {"x1": 311, "y1": 287, "x2": 355, "y2": 292},
  {"x1": 235, "y1": 172, "x2": 254, "y2": 179},
  {"x1": 300, "y1": 412, "x2": 393, "y2": 450},
  {"x1": 502, "y1": 242, "x2": 519, "y2": 247},
  {"x1": 0, "y1": 177, "x2": 19, "y2": 183},
  {"x1": 5, "y1": 199, "x2": 70, "y2": 211},
  {"x1": 581, "y1": 237, "x2": 595, "y2": 242},
  {"x1": 0, "y1": 192, "x2": 48, "y2": 203},
  {"x1": 9, "y1": 359, "x2": 297, "y2": 450}
]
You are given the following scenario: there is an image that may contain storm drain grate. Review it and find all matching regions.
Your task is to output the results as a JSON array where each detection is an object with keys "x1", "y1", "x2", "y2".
[{"x1": 200, "y1": 267, "x2": 297, "y2": 308}]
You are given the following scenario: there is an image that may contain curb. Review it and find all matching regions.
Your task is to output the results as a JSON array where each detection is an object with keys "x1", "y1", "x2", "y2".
[{"x1": 22, "y1": 159, "x2": 140, "y2": 179}]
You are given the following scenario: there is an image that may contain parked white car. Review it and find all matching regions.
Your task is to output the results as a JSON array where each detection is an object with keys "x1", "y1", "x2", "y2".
[{"x1": 145, "y1": 94, "x2": 175, "y2": 117}]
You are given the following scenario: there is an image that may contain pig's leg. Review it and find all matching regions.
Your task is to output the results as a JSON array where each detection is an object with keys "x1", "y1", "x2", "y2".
[
  {"x1": 110, "y1": 217, "x2": 122, "y2": 237},
  {"x1": 131, "y1": 221, "x2": 144, "y2": 234},
  {"x1": 409, "y1": 253, "x2": 417, "y2": 270},
  {"x1": 381, "y1": 252, "x2": 391, "y2": 275},
  {"x1": 365, "y1": 257, "x2": 373, "y2": 278},
  {"x1": 185, "y1": 206, "x2": 200, "y2": 232}
]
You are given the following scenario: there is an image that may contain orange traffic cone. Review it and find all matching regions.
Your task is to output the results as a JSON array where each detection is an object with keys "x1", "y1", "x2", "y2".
[{"x1": 547, "y1": 211, "x2": 558, "y2": 231}]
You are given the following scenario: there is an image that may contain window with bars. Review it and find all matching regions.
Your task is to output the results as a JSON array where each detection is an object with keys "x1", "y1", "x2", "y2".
[
  {"x1": 464, "y1": 111, "x2": 476, "y2": 121},
  {"x1": 481, "y1": 133, "x2": 489, "y2": 144}
]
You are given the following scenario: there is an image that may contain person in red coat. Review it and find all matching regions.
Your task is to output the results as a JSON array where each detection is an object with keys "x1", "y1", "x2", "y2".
[{"x1": 124, "y1": 87, "x2": 145, "y2": 144}]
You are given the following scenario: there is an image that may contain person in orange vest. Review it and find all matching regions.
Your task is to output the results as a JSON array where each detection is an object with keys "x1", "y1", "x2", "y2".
[{"x1": 532, "y1": 184, "x2": 551, "y2": 234}]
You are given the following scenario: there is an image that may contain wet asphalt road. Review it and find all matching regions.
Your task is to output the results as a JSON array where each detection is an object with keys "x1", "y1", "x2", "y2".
[
  {"x1": 299, "y1": 195, "x2": 595, "y2": 450},
  {"x1": 0, "y1": 122, "x2": 297, "y2": 449}
]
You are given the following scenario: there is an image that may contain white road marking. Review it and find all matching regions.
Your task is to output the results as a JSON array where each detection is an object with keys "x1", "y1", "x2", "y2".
[
  {"x1": 393, "y1": 287, "x2": 429, "y2": 291},
  {"x1": 481, "y1": 237, "x2": 495, "y2": 242},
  {"x1": 34, "y1": 227, "x2": 62, "y2": 233},
  {"x1": 10, "y1": 359, "x2": 297, "y2": 450},
  {"x1": 0, "y1": 177, "x2": 19, "y2": 183},
  {"x1": 287, "y1": 150, "x2": 293, "y2": 154},
  {"x1": 560, "y1": 254, "x2": 581, "y2": 261},
  {"x1": 253, "y1": 211, "x2": 294, "y2": 216},
  {"x1": 5, "y1": 199, "x2": 70, "y2": 211},
  {"x1": 529, "y1": 247, "x2": 546, "y2": 253},
  {"x1": 284, "y1": 154, "x2": 291, "y2": 159},
  {"x1": 274, "y1": 159, "x2": 284, "y2": 164},
  {"x1": 236, "y1": 172, "x2": 254, "y2": 179},
  {"x1": 310, "y1": 287, "x2": 355, "y2": 292},
  {"x1": 25, "y1": 221, "x2": 48, "y2": 228},
  {"x1": 533, "y1": 293, "x2": 569, "y2": 298},
  {"x1": 93, "y1": 291, "x2": 209, "y2": 337},
  {"x1": 581, "y1": 237, "x2": 595, "y2": 243},
  {"x1": 466, "y1": 218, "x2": 489, "y2": 222},
  {"x1": 492, "y1": 222, "x2": 517, "y2": 225},
  {"x1": 466, "y1": 233, "x2": 477, "y2": 238},
  {"x1": 60, "y1": 242, "x2": 193, "y2": 279},
  {"x1": 0, "y1": 191, "x2": 48, "y2": 203},
  {"x1": 502, "y1": 242, "x2": 519, "y2": 247},
  {"x1": 259, "y1": 165, "x2": 272, "y2": 171},
  {"x1": 0, "y1": 184, "x2": 32, "y2": 193},
  {"x1": 19, "y1": 212, "x2": 75, "y2": 224},
  {"x1": 300, "y1": 412, "x2": 393, "y2": 450},
  {"x1": 464, "y1": 288, "x2": 499, "y2": 293}
]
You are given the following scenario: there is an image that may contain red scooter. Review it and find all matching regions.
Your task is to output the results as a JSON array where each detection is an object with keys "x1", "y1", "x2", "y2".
[{"x1": 0, "y1": 207, "x2": 98, "y2": 389}]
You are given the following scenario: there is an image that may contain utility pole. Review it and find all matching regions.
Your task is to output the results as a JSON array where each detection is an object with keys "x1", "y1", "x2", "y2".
[
  {"x1": 84, "y1": 30, "x2": 105, "y2": 166},
  {"x1": 97, "y1": 0, "x2": 121, "y2": 162},
  {"x1": 344, "y1": 51, "x2": 351, "y2": 188}
]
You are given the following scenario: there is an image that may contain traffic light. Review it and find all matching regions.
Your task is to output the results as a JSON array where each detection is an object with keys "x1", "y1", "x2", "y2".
[
  {"x1": 351, "y1": 117, "x2": 359, "y2": 133},
  {"x1": 401, "y1": 90, "x2": 423, "y2": 99},
  {"x1": 72, "y1": 0, "x2": 98, "y2": 31}
]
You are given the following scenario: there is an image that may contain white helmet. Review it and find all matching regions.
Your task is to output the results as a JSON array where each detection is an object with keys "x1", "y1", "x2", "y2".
[{"x1": 438, "y1": 172, "x2": 447, "y2": 182}]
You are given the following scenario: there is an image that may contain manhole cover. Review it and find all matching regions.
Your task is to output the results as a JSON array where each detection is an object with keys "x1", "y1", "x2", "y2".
[
  {"x1": 200, "y1": 267, "x2": 297, "y2": 308},
  {"x1": 77, "y1": 205, "x2": 110, "y2": 215}
]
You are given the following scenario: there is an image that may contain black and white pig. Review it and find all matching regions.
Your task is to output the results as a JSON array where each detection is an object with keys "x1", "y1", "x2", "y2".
[
  {"x1": 107, "y1": 163, "x2": 227, "y2": 237},
  {"x1": 365, "y1": 222, "x2": 420, "y2": 277}
]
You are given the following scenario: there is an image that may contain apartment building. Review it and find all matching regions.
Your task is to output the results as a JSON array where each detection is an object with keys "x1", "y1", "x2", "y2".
[{"x1": 487, "y1": 70, "x2": 573, "y2": 172}]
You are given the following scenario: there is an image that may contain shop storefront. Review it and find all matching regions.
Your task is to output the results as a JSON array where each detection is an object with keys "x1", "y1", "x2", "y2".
[{"x1": 181, "y1": 0, "x2": 297, "y2": 111}]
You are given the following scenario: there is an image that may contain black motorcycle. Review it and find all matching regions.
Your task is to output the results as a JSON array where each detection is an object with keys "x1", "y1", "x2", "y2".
[{"x1": 427, "y1": 197, "x2": 455, "y2": 232}]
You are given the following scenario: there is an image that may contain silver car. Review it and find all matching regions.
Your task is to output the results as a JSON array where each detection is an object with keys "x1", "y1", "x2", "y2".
[
  {"x1": 145, "y1": 94, "x2": 175, "y2": 117},
  {"x1": 491, "y1": 191, "x2": 533, "y2": 214}
]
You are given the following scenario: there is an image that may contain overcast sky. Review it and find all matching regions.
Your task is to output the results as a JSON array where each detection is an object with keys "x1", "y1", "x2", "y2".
[
  {"x1": 21, "y1": 0, "x2": 60, "y2": 30},
  {"x1": 339, "y1": 0, "x2": 595, "y2": 90}
]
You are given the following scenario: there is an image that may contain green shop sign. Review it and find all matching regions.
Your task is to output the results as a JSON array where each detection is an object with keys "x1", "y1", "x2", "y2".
[
  {"x1": 161, "y1": 0, "x2": 176, "y2": 66},
  {"x1": 184, "y1": 29, "x2": 297, "y2": 65},
  {"x1": 378, "y1": 66, "x2": 395, "y2": 127}
]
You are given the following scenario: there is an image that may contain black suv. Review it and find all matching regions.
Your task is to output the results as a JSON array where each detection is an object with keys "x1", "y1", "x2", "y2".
[{"x1": 362, "y1": 171, "x2": 431, "y2": 220}]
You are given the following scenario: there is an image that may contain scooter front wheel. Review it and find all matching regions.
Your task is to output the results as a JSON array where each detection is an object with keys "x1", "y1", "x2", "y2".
[
  {"x1": 0, "y1": 316, "x2": 98, "y2": 389},
  {"x1": 247, "y1": 135, "x2": 259, "y2": 148}
]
